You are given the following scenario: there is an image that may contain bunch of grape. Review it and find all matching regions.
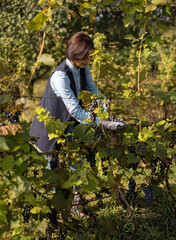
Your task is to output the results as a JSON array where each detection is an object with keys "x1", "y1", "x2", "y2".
[
  {"x1": 22, "y1": 204, "x2": 33, "y2": 223},
  {"x1": 89, "y1": 100, "x2": 97, "y2": 123},
  {"x1": 126, "y1": 178, "x2": 137, "y2": 200},
  {"x1": 50, "y1": 156, "x2": 59, "y2": 170},
  {"x1": 143, "y1": 185, "x2": 153, "y2": 205},
  {"x1": 4, "y1": 110, "x2": 21, "y2": 124},
  {"x1": 94, "y1": 126, "x2": 105, "y2": 140},
  {"x1": 136, "y1": 141, "x2": 147, "y2": 155},
  {"x1": 89, "y1": 100, "x2": 105, "y2": 140},
  {"x1": 86, "y1": 147, "x2": 96, "y2": 167}
]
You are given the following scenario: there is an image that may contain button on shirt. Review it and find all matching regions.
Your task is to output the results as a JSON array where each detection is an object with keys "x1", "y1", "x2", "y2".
[{"x1": 50, "y1": 58, "x2": 103, "y2": 124}]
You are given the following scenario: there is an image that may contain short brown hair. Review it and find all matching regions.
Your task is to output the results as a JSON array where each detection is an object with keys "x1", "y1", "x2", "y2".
[{"x1": 66, "y1": 32, "x2": 94, "y2": 60}]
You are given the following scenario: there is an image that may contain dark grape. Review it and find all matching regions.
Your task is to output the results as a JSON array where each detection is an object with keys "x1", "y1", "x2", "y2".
[
  {"x1": 129, "y1": 178, "x2": 136, "y2": 191},
  {"x1": 136, "y1": 141, "x2": 147, "y2": 155},
  {"x1": 89, "y1": 100, "x2": 97, "y2": 123},
  {"x1": 9, "y1": 110, "x2": 21, "y2": 124},
  {"x1": 4, "y1": 112, "x2": 12, "y2": 119},
  {"x1": 143, "y1": 185, "x2": 153, "y2": 205},
  {"x1": 128, "y1": 145, "x2": 136, "y2": 154},
  {"x1": 127, "y1": 162, "x2": 139, "y2": 170},
  {"x1": 86, "y1": 147, "x2": 96, "y2": 167},
  {"x1": 126, "y1": 178, "x2": 137, "y2": 200},
  {"x1": 22, "y1": 204, "x2": 33, "y2": 223},
  {"x1": 50, "y1": 155, "x2": 59, "y2": 170}
]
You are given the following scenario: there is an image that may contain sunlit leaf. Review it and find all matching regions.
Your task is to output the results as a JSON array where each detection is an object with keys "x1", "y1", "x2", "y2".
[
  {"x1": 37, "y1": 54, "x2": 55, "y2": 66},
  {"x1": 145, "y1": 4, "x2": 157, "y2": 12},
  {"x1": 152, "y1": 0, "x2": 166, "y2": 5},
  {"x1": 26, "y1": 12, "x2": 49, "y2": 31}
]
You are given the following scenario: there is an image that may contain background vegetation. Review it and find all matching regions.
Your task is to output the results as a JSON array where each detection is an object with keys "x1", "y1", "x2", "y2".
[{"x1": 0, "y1": 0, "x2": 176, "y2": 239}]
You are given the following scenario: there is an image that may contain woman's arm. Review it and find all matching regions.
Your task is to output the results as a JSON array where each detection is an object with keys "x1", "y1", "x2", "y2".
[{"x1": 50, "y1": 71, "x2": 99, "y2": 124}]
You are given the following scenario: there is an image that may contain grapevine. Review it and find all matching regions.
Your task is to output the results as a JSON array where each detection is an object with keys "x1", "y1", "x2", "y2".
[{"x1": 22, "y1": 204, "x2": 33, "y2": 223}]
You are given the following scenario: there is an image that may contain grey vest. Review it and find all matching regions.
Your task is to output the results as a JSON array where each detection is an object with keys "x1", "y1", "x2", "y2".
[{"x1": 29, "y1": 60, "x2": 87, "y2": 153}]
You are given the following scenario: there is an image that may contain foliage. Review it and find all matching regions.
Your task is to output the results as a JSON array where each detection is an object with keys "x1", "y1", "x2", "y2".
[{"x1": 0, "y1": 0, "x2": 176, "y2": 239}]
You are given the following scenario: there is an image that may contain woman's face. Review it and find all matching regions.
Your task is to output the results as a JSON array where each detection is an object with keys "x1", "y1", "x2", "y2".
[{"x1": 71, "y1": 49, "x2": 93, "y2": 68}]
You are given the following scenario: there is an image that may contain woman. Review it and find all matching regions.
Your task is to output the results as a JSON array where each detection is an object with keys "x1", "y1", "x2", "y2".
[{"x1": 29, "y1": 32, "x2": 122, "y2": 154}]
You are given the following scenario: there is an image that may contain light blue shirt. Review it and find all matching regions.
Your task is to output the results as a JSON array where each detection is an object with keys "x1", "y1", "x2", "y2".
[{"x1": 50, "y1": 58, "x2": 104, "y2": 124}]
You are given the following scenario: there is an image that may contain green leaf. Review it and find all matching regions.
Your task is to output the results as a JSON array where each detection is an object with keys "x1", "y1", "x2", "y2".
[
  {"x1": 36, "y1": 219, "x2": 48, "y2": 234},
  {"x1": 62, "y1": 171, "x2": 85, "y2": 189},
  {"x1": 127, "y1": 153, "x2": 139, "y2": 164},
  {"x1": 0, "y1": 94, "x2": 13, "y2": 104},
  {"x1": 138, "y1": 127, "x2": 154, "y2": 142},
  {"x1": 142, "y1": 48, "x2": 151, "y2": 59},
  {"x1": 37, "y1": 54, "x2": 55, "y2": 66},
  {"x1": 20, "y1": 143, "x2": 30, "y2": 152},
  {"x1": 1, "y1": 155, "x2": 15, "y2": 173},
  {"x1": 168, "y1": 89, "x2": 176, "y2": 102},
  {"x1": 146, "y1": 85, "x2": 170, "y2": 102},
  {"x1": 30, "y1": 151, "x2": 46, "y2": 162},
  {"x1": 9, "y1": 176, "x2": 31, "y2": 199},
  {"x1": 139, "y1": 28, "x2": 147, "y2": 39},
  {"x1": 82, "y1": 181, "x2": 97, "y2": 192},
  {"x1": 87, "y1": 172, "x2": 99, "y2": 185},
  {"x1": 0, "y1": 181, "x2": 6, "y2": 197},
  {"x1": 52, "y1": 191, "x2": 67, "y2": 210},
  {"x1": 152, "y1": 0, "x2": 166, "y2": 5},
  {"x1": 125, "y1": 34, "x2": 139, "y2": 43},
  {"x1": 0, "y1": 203, "x2": 8, "y2": 224},
  {"x1": 46, "y1": 119, "x2": 67, "y2": 135},
  {"x1": 26, "y1": 12, "x2": 49, "y2": 31},
  {"x1": 73, "y1": 124, "x2": 94, "y2": 144},
  {"x1": 41, "y1": 206, "x2": 51, "y2": 214},
  {"x1": 0, "y1": 136, "x2": 20, "y2": 152},
  {"x1": 158, "y1": 23, "x2": 168, "y2": 31},
  {"x1": 123, "y1": 15, "x2": 134, "y2": 28},
  {"x1": 145, "y1": 4, "x2": 157, "y2": 12},
  {"x1": 156, "y1": 143, "x2": 167, "y2": 159},
  {"x1": 24, "y1": 193, "x2": 36, "y2": 205},
  {"x1": 42, "y1": 169, "x2": 60, "y2": 184},
  {"x1": 151, "y1": 185, "x2": 163, "y2": 196}
]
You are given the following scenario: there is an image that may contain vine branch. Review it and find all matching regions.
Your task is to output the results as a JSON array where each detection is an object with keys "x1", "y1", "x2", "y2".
[{"x1": 108, "y1": 157, "x2": 138, "y2": 240}]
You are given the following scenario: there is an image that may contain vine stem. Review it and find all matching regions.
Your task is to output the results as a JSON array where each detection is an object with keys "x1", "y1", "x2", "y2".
[
  {"x1": 137, "y1": 43, "x2": 142, "y2": 135},
  {"x1": 108, "y1": 158, "x2": 138, "y2": 240},
  {"x1": 22, "y1": 23, "x2": 48, "y2": 97},
  {"x1": 137, "y1": 44, "x2": 142, "y2": 93}
]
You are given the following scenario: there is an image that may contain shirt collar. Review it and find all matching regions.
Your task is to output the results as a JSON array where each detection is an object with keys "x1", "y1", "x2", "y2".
[{"x1": 66, "y1": 58, "x2": 80, "y2": 75}]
